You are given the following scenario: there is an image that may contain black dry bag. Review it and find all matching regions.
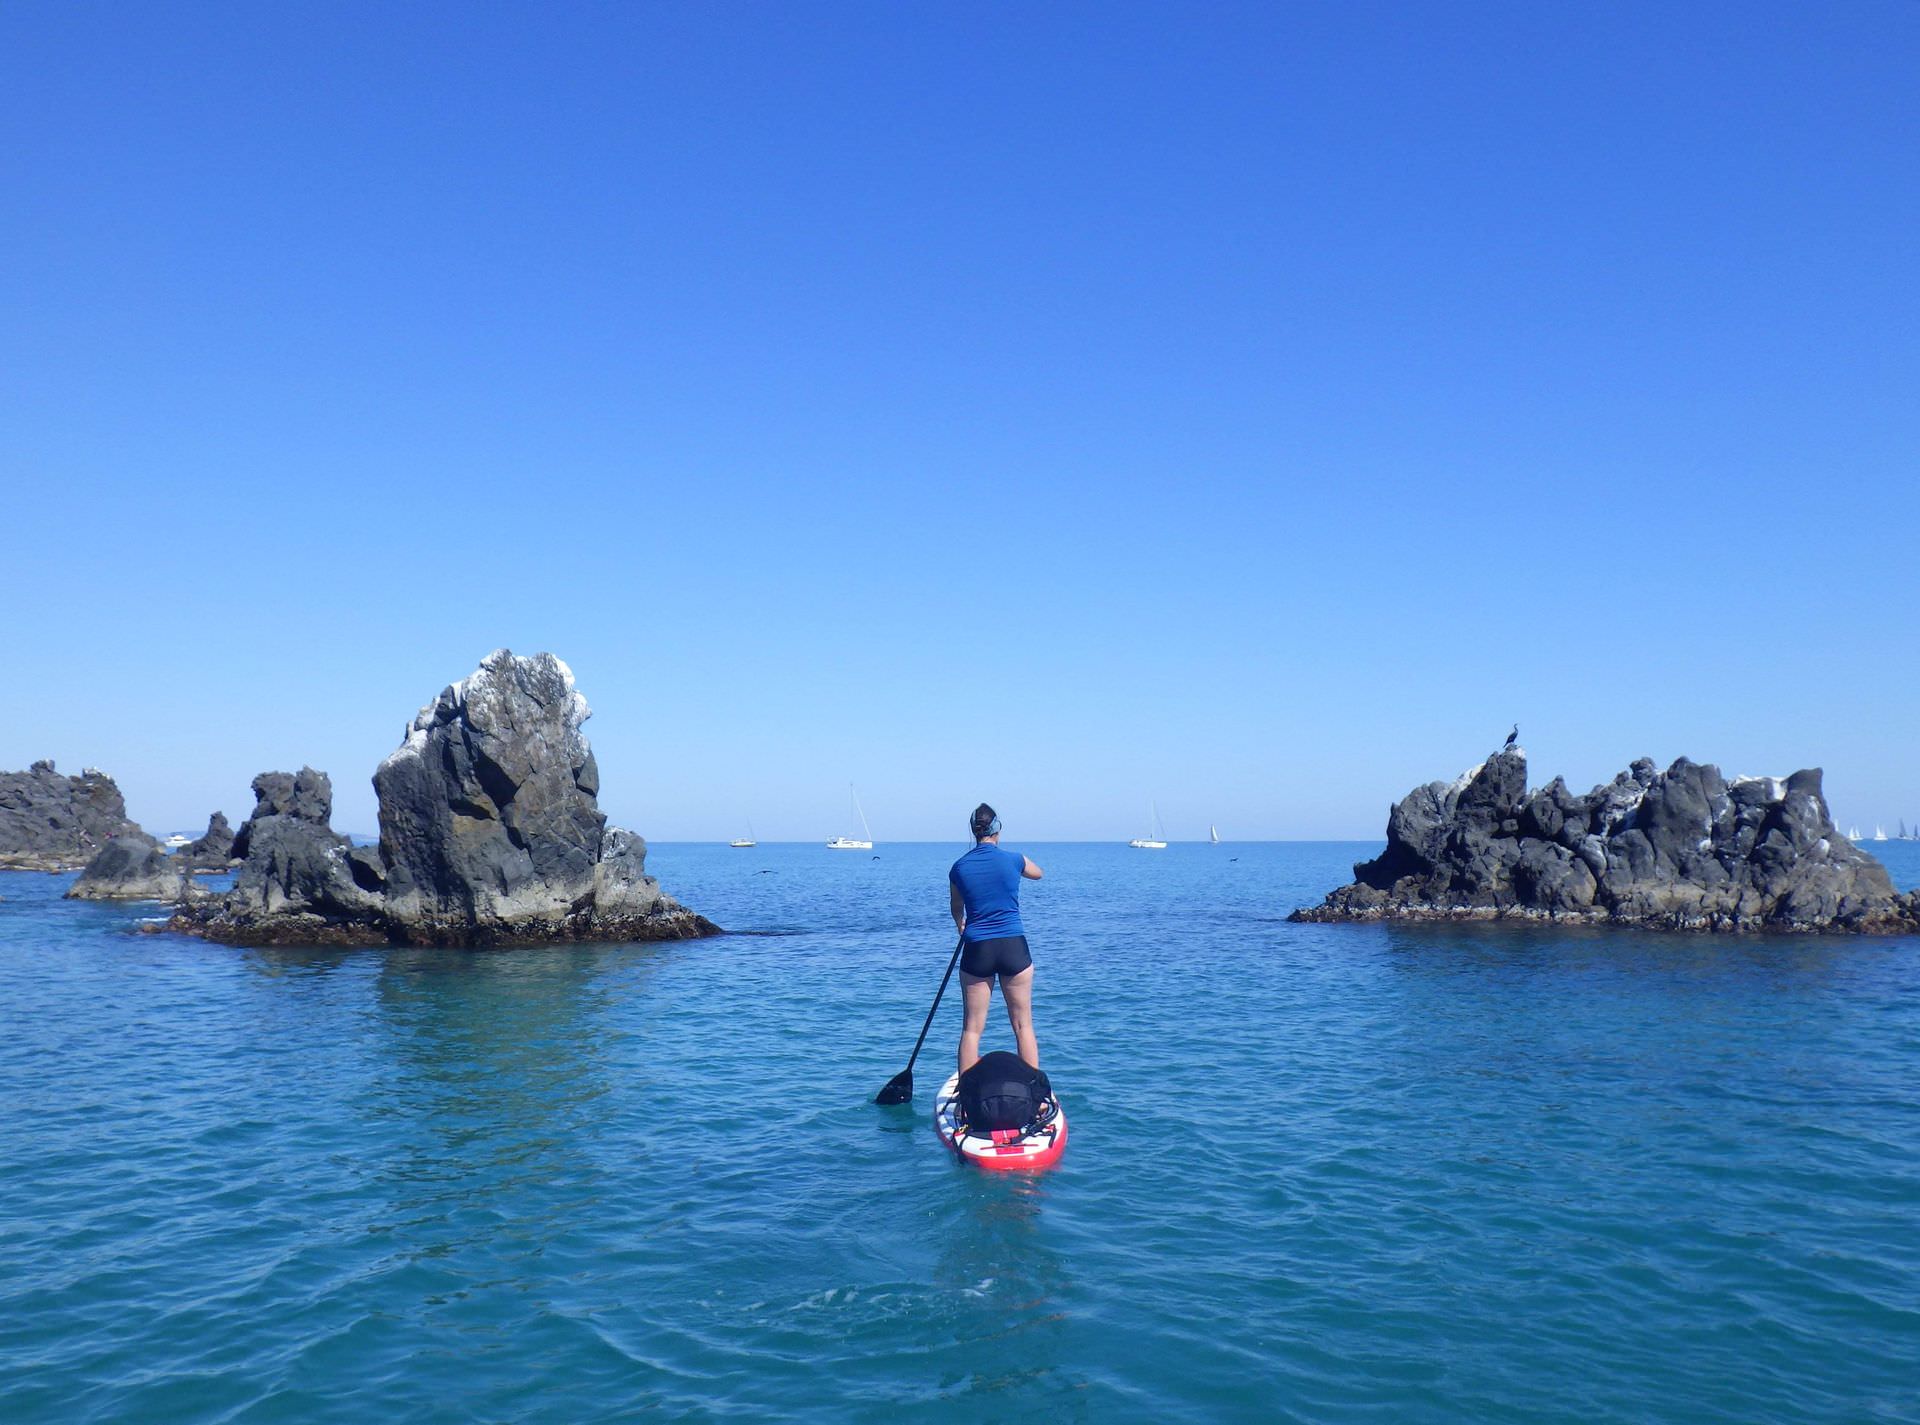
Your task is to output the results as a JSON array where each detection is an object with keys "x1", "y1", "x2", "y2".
[{"x1": 957, "y1": 1050, "x2": 1053, "y2": 1133}]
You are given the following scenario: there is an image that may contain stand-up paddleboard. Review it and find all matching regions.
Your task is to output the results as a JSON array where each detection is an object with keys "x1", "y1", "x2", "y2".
[{"x1": 934, "y1": 1072, "x2": 1068, "y2": 1171}]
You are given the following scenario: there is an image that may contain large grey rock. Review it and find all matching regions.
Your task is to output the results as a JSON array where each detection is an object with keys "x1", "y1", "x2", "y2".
[
  {"x1": 177, "y1": 651, "x2": 717, "y2": 946},
  {"x1": 373, "y1": 651, "x2": 613, "y2": 929},
  {"x1": 180, "y1": 811, "x2": 235, "y2": 871},
  {"x1": 1293, "y1": 747, "x2": 1919, "y2": 933},
  {"x1": 229, "y1": 770, "x2": 333, "y2": 861},
  {"x1": 66, "y1": 830, "x2": 191, "y2": 901},
  {"x1": 0, "y1": 760, "x2": 141, "y2": 871},
  {"x1": 195, "y1": 767, "x2": 382, "y2": 940}
]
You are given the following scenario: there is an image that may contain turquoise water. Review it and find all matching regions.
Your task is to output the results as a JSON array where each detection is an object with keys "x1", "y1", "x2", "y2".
[{"x1": 3, "y1": 842, "x2": 1918, "y2": 1423}]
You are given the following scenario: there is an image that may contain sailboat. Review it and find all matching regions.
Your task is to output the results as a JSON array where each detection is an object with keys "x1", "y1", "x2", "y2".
[
  {"x1": 1129, "y1": 804, "x2": 1168, "y2": 850},
  {"x1": 1848, "y1": 826, "x2": 1862, "y2": 841},
  {"x1": 1873, "y1": 825, "x2": 1887, "y2": 842},
  {"x1": 1209, "y1": 825, "x2": 1220, "y2": 845},
  {"x1": 729, "y1": 821, "x2": 756, "y2": 848},
  {"x1": 827, "y1": 787, "x2": 874, "y2": 850}
]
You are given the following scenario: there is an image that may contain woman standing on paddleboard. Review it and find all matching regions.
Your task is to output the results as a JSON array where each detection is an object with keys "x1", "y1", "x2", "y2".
[{"x1": 949, "y1": 803, "x2": 1044, "y2": 1074}]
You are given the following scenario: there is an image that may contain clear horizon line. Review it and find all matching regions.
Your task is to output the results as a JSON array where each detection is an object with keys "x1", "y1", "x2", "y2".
[{"x1": 631, "y1": 837, "x2": 1390, "y2": 845}]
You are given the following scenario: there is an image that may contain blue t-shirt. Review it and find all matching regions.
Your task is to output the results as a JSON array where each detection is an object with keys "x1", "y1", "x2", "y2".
[{"x1": 950, "y1": 843, "x2": 1027, "y2": 942}]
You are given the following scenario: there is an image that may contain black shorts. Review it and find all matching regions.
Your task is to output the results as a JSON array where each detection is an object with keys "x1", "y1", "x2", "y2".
[{"x1": 960, "y1": 934, "x2": 1032, "y2": 980}]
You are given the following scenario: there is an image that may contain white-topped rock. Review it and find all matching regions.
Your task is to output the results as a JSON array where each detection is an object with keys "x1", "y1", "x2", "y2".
[{"x1": 179, "y1": 651, "x2": 716, "y2": 947}]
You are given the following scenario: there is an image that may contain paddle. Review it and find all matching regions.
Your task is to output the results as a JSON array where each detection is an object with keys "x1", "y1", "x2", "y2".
[{"x1": 874, "y1": 932, "x2": 966, "y2": 1105}]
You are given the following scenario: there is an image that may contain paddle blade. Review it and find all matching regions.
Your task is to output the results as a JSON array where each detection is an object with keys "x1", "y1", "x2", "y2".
[{"x1": 874, "y1": 1069, "x2": 914, "y2": 1105}]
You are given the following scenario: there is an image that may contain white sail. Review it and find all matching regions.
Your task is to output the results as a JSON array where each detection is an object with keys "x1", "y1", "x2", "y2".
[{"x1": 1209, "y1": 824, "x2": 1220, "y2": 845}]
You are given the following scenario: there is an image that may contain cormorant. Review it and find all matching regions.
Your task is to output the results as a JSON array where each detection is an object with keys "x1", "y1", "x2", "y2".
[{"x1": 1504, "y1": 724, "x2": 1519, "y2": 751}]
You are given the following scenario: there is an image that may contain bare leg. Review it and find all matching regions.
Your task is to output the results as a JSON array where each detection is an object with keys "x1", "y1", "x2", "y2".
[
  {"x1": 958, "y1": 972, "x2": 992, "y2": 1075},
  {"x1": 1000, "y1": 966, "x2": 1038, "y2": 1068}
]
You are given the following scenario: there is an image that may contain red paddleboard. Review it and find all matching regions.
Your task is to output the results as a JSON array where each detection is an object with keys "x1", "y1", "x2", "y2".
[{"x1": 934, "y1": 1071, "x2": 1068, "y2": 1171}]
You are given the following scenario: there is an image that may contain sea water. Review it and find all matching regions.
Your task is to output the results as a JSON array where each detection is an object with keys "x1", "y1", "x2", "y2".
[{"x1": 2, "y1": 842, "x2": 1917, "y2": 1424}]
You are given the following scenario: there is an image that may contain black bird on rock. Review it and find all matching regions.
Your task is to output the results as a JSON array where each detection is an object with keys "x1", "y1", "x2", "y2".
[{"x1": 1504, "y1": 724, "x2": 1519, "y2": 751}]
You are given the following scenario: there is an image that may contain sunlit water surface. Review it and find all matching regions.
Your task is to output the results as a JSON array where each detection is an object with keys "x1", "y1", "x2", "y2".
[{"x1": 3, "y1": 841, "x2": 1918, "y2": 1423}]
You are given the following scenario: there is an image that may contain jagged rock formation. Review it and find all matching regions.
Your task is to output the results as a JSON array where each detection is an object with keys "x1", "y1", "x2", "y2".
[
  {"x1": 1292, "y1": 748, "x2": 1920, "y2": 933},
  {"x1": 228, "y1": 771, "x2": 333, "y2": 862},
  {"x1": 176, "y1": 651, "x2": 717, "y2": 946},
  {"x1": 180, "y1": 811, "x2": 235, "y2": 870},
  {"x1": 66, "y1": 830, "x2": 193, "y2": 901},
  {"x1": 0, "y1": 761, "x2": 141, "y2": 871},
  {"x1": 191, "y1": 768, "x2": 381, "y2": 938}
]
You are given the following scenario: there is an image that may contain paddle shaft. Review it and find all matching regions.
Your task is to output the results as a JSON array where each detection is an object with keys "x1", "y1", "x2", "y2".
[{"x1": 900, "y1": 933, "x2": 967, "y2": 1079}]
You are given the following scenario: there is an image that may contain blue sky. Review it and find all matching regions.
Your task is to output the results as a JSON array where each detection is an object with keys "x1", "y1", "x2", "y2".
[{"x1": 3, "y1": 2, "x2": 1916, "y2": 840}]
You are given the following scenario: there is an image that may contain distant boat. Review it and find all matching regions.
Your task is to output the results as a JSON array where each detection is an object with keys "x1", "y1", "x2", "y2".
[
  {"x1": 1129, "y1": 803, "x2": 1168, "y2": 850},
  {"x1": 1209, "y1": 824, "x2": 1220, "y2": 845},
  {"x1": 162, "y1": 833, "x2": 192, "y2": 849},
  {"x1": 827, "y1": 787, "x2": 874, "y2": 850},
  {"x1": 730, "y1": 821, "x2": 757, "y2": 848},
  {"x1": 1873, "y1": 826, "x2": 1887, "y2": 842},
  {"x1": 1848, "y1": 826, "x2": 1862, "y2": 841}
]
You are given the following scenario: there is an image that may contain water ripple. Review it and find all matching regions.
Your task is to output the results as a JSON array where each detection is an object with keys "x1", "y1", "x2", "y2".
[{"x1": 3, "y1": 844, "x2": 1919, "y2": 1422}]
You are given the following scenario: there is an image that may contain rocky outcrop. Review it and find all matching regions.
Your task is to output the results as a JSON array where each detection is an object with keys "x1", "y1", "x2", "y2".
[
  {"x1": 184, "y1": 768, "x2": 384, "y2": 941},
  {"x1": 229, "y1": 771, "x2": 334, "y2": 862},
  {"x1": 66, "y1": 830, "x2": 191, "y2": 901},
  {"x1": 176, "y1": 651, "x2": 717, "y2": 946},
  {"x1": 180, "y1": 811, "x2": 235, "y2": 870},
  {"x1": 1292, "y1": 748, "x2": 1920, "y2": 933},
  {"x1": 0, "y1": 761, "x2": 141, "y2": 871}
]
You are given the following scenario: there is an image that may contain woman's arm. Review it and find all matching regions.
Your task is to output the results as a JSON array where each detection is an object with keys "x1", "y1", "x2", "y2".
[
  {"x1": 1021, "y1": 855, "x2": 1043, "y2": 880},
  {"x1": 950, "y1": 880, "x2": 966, "y2": 933}
]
